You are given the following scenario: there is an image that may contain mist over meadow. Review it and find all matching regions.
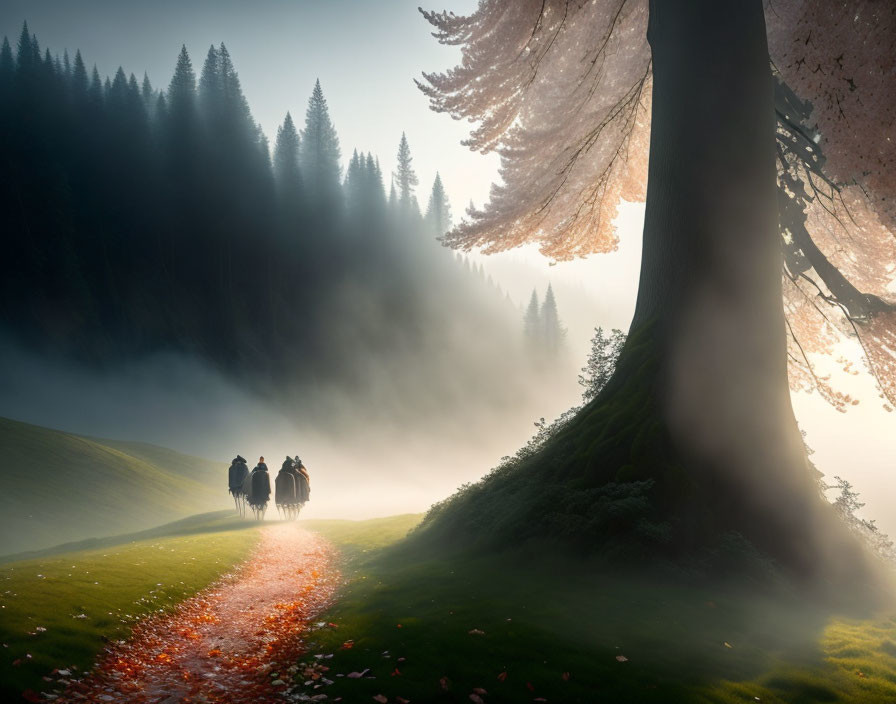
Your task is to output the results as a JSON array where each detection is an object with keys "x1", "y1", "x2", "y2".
[{"x1": 0, "y1": 22, "x2": 589, "y2": 525}]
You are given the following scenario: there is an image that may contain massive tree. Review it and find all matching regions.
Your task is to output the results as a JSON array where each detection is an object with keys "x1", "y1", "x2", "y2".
[{"x1": 419, "y1": 0, "x2": 895, "y2": 580}]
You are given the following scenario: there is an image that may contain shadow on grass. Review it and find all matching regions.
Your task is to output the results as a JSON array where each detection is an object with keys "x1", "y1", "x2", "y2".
[{"x1": 296, "y1": 537, "x2": 893, "y2": 703}]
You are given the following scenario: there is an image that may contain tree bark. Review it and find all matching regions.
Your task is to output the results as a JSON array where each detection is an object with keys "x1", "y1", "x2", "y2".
[{"x1": 628, "y1": 0, "x2": 861, "y2": 576}]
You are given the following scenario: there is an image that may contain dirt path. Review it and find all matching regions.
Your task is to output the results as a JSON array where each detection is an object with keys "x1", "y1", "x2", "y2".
[{"x1": 57, "y1": 524, "x2": 340, "y2": 704}]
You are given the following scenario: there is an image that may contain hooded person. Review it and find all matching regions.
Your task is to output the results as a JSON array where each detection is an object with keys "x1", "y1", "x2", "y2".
[
  {"x1": 275, "y1": 456, "x2": 297, "y2": 510},
  {"x1": 249, "y1": 456, "x2": 271, "y2": 508},
  {"x1": 228, "y1": 455, "x2": 249, "y2": 495},
  {"x1": 293, "y1": 455, "x2": 311, "y2": 504}
]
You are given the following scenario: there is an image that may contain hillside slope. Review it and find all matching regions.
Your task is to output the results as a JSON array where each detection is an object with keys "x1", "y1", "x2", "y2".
[{"x1": 0, "y1": 417, "x2": 227, "y2": 555}]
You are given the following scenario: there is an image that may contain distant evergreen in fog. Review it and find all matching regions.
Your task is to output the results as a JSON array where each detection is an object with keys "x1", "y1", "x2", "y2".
[
  {"x1": 393, "y1": 132, "x2": 420, "y2": 221},
  {"x1": 425, "y1": 173, "x2": 452, "y2": 237},
  {"x1": 522, "y1": 285, "x2": 566, "y2": 364},
  {"x1": 0, "y1": 25, "x2": 531, "y2": 410}
]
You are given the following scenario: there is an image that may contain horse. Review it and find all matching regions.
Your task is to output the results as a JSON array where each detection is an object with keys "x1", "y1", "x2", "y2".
[
  {"x1": 248, "y1": 465, "x2": 271, "y2": 521},
  {"x1": 236, "y1": 471, "x2": 253, "y2": 518},
  {"x1": 228, "y1": 458, "x2": 250, "y2": 517},
  {"x1": 275, "y1": 470, "x2": 297, "y2": 521}
]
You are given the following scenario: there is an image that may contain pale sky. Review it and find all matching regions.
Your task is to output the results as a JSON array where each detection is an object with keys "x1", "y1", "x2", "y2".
[{"x1": 1, "y1": 1, "x2": 893, "y2": 533}]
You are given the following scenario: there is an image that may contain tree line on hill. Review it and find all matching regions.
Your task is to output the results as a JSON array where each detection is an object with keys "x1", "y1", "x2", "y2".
[{"x1": 0, "y1": 24, "x2": 548, "y2": 418}]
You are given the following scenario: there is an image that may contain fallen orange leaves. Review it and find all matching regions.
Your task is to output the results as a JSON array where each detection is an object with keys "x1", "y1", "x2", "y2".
[{"x1": 52, "y1": 526, "x2": 340, "y2": 704}]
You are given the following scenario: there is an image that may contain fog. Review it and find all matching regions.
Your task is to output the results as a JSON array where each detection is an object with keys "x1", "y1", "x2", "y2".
[
  {"x1": 1, "y1": 200, "x2": 892, "y2": 536},
  {"x1": 0, "y1": 330, "x2": 581, "y2": 522}
]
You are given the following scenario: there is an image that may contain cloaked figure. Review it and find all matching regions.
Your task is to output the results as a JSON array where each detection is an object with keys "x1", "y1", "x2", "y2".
[
  {"x1": 248, "y1": 456, "x2": 271, "y2": 520},
  {"x1": 275, "y1": 456, "x2": 298, "y2": 520},
  {"x1": 293, "y1": 456, "x2": 311, "y2": 506},
  {"x1": 228, "y1": 455, "x2": 249, "y2": 516}
]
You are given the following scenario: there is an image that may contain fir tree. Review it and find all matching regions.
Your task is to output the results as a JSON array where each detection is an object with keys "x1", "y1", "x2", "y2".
[
  {"x1": 523, "y1": 289, "x2": 541, "y2": 346},
  {"x1": 1, "y1": 37, "x2": 16, "y2": 100},
  {"x1": 274, "y1": 112, "x2": 301, "y2": 191},
  {"x1": 198, "y1": 44, "x2": 222, "y2": 119},
  {"x1": 541, "y1": 284, "x2": 565, "y2": 357},
  {"x1": 167, "y1": 45, "x2": 195, "y2": 117},
  {"x1": 70, "y1": 51, "x2": 87, "y2": 96},
  {"x1": 424, "y1": 172, "x2": 452, "y2": 236},
  {"x1": 141, "y1": 73, "x2": 153, "y2": 104},
  {"x1": 393, "y1": 132, "x2": 419, "y2": 217},
  {"x1": 300, "y1": 79, "x2": 341, "y2": 212}
]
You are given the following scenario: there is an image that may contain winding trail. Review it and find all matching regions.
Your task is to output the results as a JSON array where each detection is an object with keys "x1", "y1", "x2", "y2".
[{"x1": 57, "y1": 524, "x2": 340, "y2": 704}]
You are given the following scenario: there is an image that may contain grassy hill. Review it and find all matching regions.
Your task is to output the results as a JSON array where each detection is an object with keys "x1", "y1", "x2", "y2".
[
  {"x1": 0, "y1": 417, "x2": 228, "y2": 555},
  {"x1": 0, "y1": 512, "x2": 420, "y2": 701},
  {"x1": 0, "y1": 511, "x2": 260, "y2": 701}
]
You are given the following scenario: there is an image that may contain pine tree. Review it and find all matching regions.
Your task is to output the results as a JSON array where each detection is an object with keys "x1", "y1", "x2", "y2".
[
  {"x1": 141, "y1": 73, "x2": 153, "y2": 103},
  {"x1": 344, "y1": 148, "x2": 363, "y2": 209},
  {"x1": 368, "y1": 153, "x2": 386, "y2": 206},
  {"x1": 274, "y1": 113, "x2": 301, "y2": 183},
  {"x1": 523, "y1": 289, "x2": 541, "y2": 347},
  {"x1": 198, "y1": 44, "x2": 222, "y2": 120},
  {"x1": 167, "y1": 45, "x2": 195, "y2": 118},
  {"x1": 299, "y1": 79, "x2": 341, "y2": 212},
  {"x1": 0, "y1": 37, "x2": 16, "y2": 100},
  {"x1": 16, "y1": 22, "x2": 37, "y2": 73},
  {"x1": 541, "y1": 283, "x2": 565, "y2": 357},
  {"x1": 217, "y1": 44, "x2": 253, "y2": 135},
  {"x1": 273, "y1": 112, "x2": 302, "y2": 206},
  {"x1": 70, "y1": 51, "x2": 87, "y2": 96},
  {"x1": 388, "y1": 182, "x2": 397, "y2": 213},
  {"x1": 424, "y1": 172, "x2": 452, "y2": 236},
  {"x1": 393, "y1": 132, "x2": 419, "y2": 217}
]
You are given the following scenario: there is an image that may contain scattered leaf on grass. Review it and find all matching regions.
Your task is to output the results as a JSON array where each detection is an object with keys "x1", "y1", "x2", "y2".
[
  {"x1": 562, "y1": 672, "x2": 570, "y2": 681},
  {"x1": 497, "y1": 671, "x2": 507, "y2": 682},
  {"x1": 440, "y1": 676, "x2": 449, "y2": 690},
  {"x1": 473, "y1": 687, "x2": 487, "y2": 695},
  {"x1": 723, "y1": 642, "x2": 733, "y2": 649},
  {"x1": 470, "y1": 695, "x2": 484, "y2": 704},
  {"x1": 468, "y1": 629, "x2": 485, "y2": 635},
  {"x1": 373, "y1": 696, "x2": 388, "y2": 703},
  {"x1": 616, "y1": 655, "x2": 629, "y2": 662},
  {"x1": 348, "y1": 669, "x2": 370, "y2": 678}
]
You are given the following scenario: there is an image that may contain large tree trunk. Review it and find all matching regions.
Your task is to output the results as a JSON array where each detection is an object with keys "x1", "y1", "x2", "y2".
[
  {"x1": 628, "y1": 0, "x2": 860, "y2": 578},
  {"x1": 419, "y1": 0, "x2": 876, "y2": 589}
]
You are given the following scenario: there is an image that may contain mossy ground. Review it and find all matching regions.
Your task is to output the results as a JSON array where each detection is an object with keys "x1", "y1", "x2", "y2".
[{"x1": 301, "y1": 517, "x2": 896, "y2": 703}]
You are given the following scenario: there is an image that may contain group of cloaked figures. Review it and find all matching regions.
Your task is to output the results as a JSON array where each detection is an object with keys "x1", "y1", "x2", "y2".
[{"x1": 227, "y1": 455, "x2": 311, "y2": 521}]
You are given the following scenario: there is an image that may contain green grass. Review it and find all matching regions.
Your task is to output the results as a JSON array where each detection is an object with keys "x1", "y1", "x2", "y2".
[
  {"x1": 301, "y1": 514, "x2": 425, "y2": 558},
  {"x1": 4, "y1": 510, "x2": 894, "y2": 703},
  {"x1": 0, "y1": 512, "x2": 260, "y2": 700},
  {"x1": 295, "y1": 524, "x2": 896, "y2": 703},
  {"x1": 0, "y1": 416, "x2": 228, "y2": 555}
]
